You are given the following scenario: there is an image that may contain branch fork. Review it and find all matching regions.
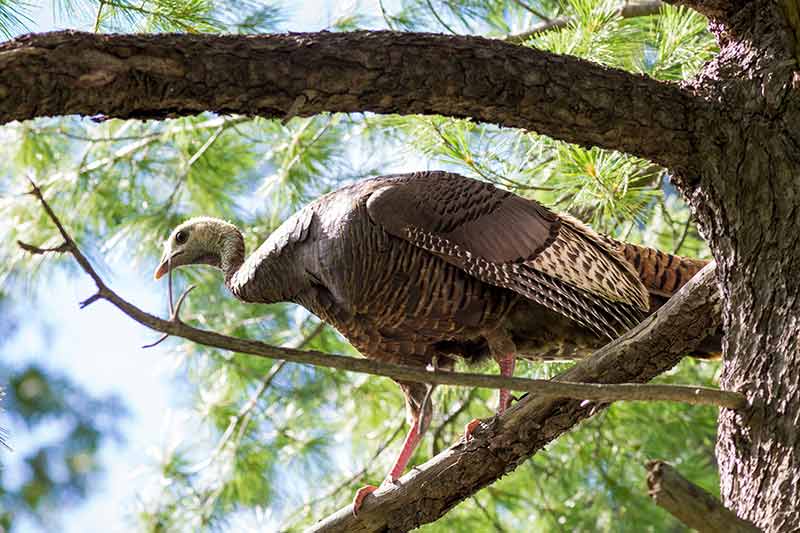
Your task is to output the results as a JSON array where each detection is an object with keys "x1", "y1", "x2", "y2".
[{"x1": 141, "y1": 283, "x2": 195, "y2": 349}]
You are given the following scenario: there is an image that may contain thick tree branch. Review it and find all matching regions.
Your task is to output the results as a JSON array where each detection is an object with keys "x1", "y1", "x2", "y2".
[
  {"x1": 646, "y1": 461, "x2": 761, "y2": 533},
  {"x1": 0, "y1": 30, "x2": 699, "y2": 173},
  {"x1": 310, "y1": 263, "x2": 724, "y2": 531},
  {"x1": 21, "y1": 181, "x2": 732, "y2": 531}
]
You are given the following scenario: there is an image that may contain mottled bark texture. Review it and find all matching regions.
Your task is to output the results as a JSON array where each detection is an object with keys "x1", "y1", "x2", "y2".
[
  {"x1": 646, "y1": 461, "x2": 761, "y2": 533},
  {"x1": 671, "y1": 2, "x2": 800, "y2": 531},
  {"x1": 0, "y1": 30, "x2": 696, "y2": 173}
]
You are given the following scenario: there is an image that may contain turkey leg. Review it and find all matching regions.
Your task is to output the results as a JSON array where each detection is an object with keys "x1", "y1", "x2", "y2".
[
  {"x1": 465, "y1": 332, "x2": 517, "y2": 440},
  {"x1": 352, "y1": 380, "x2": 432, "y2": 515}
]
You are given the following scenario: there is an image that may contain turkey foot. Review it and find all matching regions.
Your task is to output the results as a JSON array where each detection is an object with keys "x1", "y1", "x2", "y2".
[
  {"x1": 352, "y1": 484, "x2": 379, "y2": 516},
  {"x1": 464, "y1": 418, "x2": 482, "y2": 442},
  {"x1": 353, "y1": 475, "x2": 402, "y2": 516}
]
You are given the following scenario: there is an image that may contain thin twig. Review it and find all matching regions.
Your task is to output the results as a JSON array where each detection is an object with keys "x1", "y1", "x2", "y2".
[
  {"x1": 17, "y1": 185, "x2": 745, "y2": 410},
  {"x1": 378, "y1": 0, "x2": 397, "y2": 30},
  {"x1": 16, "y1": 241, "x2": 70, "y2": 254},
  {"x1": 424, "y1": 0, "x2": 457, "y2": 34},
  {"x1": 93, "y1": 0, "x2": 105, "y2": 33},
  {"x1": 417, "y1": 355, "x2": 438, "y2": 434},
  {"x1": 512, "y1": 0, "x2": 550, "y2": 21},
  {"x1": 79, "y1": 116, "x2": 249, "y2": 175},
  {"x1": 278, "y1": 423, "x2": 405, "y2": 531},
  {"x1": 505, "y1": 1, "x2": 664, "y2": 43},
  {"x1": 673, "y1": 217, "x2": 692, "y2": 255},
  {"x1": 431, "y1": 388, "x2": 479, "y2": 455},
  {"x1": 207, "y1": 321, "x2": 326, "y2": 464},
  {"x1": 141, "y1": 285, "x2": 195, "y2": 348},
  {"x1": 158, "y1": 118, "x2": 246, "y2": 214},
  {"x1": 471, "y1": 493, "x2": 507, "y2": 533}
]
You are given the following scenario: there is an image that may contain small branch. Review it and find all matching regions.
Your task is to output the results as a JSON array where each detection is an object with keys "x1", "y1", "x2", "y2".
[
  {"x1": 511, "y1": 0, "x2": 550, "y2": 21},
  {"x1": 505, "y1": 1, "x2": 665, "y2": 43},
  {"x1": 141, "y1": 284, "x2": 195, "y2": 348},
  {"x1": 431, "y1": 388, "x2": 479, "y2": 455},
  {"x1": 424, "y1": 0, "x2": 457, "y2": 34},
  {"x1": 18, "y1": 184, "x2": 745, "y2": 410},
  {"x1": 646, "y1": 461, "x2": 762, "y2": 533},
  {"x1": 20, "y1": 179, "x2": 106, "y2": 290},
  {"x1": 79, "y1": 292, "x2": 102, "y2": 308},
  {"x1": 471, "y1": 493, "x2": 507, "y2": 533},
  {"x1": 16, "y1": 240, "x2": 70, "y2": 254},
  {"x1": 672, "y1": 216, "x2": 692, "y2": 255},
  {"x1": 194, "y1": 321, "x2": 327, "y2": 472}
]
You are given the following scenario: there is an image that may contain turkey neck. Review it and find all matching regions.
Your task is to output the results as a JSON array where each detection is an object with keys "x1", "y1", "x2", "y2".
[
  {"x1": 220, "y1": 232, "x2": 245, "y2": 287},
  {"x1": 225, "y1": 232, "x2": 308, "y2": 305}
]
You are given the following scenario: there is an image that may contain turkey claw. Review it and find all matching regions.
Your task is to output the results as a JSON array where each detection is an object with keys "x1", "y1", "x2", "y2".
[
  {"x1": 464, "y1": 418, "x2": 482, "y2": 442},
  {"x1": 352, "y1": 484, "x2": 379, "y2": 516}
]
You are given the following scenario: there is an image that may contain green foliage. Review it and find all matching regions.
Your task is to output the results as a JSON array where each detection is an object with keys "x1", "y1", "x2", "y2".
[
  {"x1": 0, "y1": 0, "x2": 32, "y2": 38},
  {"x1": 381, "y1": 0, "x2": 550, "y2": 35},
  {"x1": 94, "y1": 0, "x2": 219, "y2": 33},
  {"x1": 0, "y1": 1, "x2": 721, "y2": 531}
]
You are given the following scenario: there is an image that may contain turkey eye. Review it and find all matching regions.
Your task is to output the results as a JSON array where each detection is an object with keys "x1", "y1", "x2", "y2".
[{"x1": 175, "y1": 230, "x2": 188, "y2": 244}]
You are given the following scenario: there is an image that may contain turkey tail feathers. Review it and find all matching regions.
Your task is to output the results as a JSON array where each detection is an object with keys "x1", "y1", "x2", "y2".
[
  {"x1": 509, "y1": 264, "x2": 644, "y2": 339},
  {"x1": 619, "y1": 243, "x2": 709, "y2": 297}
]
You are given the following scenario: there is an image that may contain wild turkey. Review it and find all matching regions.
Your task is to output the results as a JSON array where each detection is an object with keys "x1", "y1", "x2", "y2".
[{"x1": 154, "y1": 171, "x2": 711, "y2": 512}]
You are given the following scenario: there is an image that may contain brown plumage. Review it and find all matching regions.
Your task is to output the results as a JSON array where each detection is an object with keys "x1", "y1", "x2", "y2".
[{"x1": 154, "y1": 171, "x2": 712, "y2": 509}]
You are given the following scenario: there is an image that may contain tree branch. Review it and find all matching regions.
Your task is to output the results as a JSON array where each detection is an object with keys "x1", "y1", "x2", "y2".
[
  {"x1": 309, "y1": 263, "x2": 724, "y2": 531},
  {"x1": 506, "y1": 1, "x2": 665, "y2": 43},
  {"x1": 504, "y1": 0, "x2": 747, "y2": 43},
  {"x1": 0, "y1": 30, "x2": 699, "y2": 173},
  {"x1": 646, "y1": 461, "x2": 761, "y2": 533},
  {"x1": 21, "y1": 181, "x2": 735, "y2": 531},
  {"x1": 17, "y1": 198, "x2": 739, "y2": 407}
]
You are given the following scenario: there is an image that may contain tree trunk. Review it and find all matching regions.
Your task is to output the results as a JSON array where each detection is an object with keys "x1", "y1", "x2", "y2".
[{"x1": 672, "y1": 3, "x2": 800, "y2": 530}]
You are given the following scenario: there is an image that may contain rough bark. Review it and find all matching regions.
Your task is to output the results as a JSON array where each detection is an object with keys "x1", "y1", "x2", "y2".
[
  {"x1": 0, "y1": 30, "x2": 699, "y2": 173},
  {"x1": 646, "y1": 461, "x2": 761, "y2": 533},
  {"x1": 311, "y1": 265, "x2": 721, "y2": 532},
  {"x1": 669, "y1": 2, "x2": 800, "y2": 530}
]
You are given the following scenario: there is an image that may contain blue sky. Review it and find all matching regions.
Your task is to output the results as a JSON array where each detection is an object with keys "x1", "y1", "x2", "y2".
[{"x1": 2, "y1": 2, "x2": 391, "y2": 531}]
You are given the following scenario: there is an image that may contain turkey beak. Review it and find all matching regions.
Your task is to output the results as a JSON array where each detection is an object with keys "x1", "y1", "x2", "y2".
[{"x1": 154, "y1": 251, "x2": 181, "y2": 280}]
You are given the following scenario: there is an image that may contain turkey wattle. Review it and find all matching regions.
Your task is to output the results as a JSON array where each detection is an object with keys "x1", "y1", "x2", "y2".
[{"x1": 153, "y1": 171, "x2": 712, "y2": 513}]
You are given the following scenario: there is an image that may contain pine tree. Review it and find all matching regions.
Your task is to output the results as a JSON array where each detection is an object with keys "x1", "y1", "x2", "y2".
[{"x1": 0, "y1": 1, "x2": 753, "y2": 531}]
